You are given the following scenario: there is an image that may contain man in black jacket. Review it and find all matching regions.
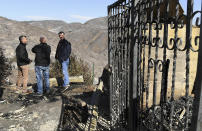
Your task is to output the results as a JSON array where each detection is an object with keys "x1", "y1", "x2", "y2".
[
  {"x1": 55, "y1": 31, "x2": 71, "y2": 92},
  {"x1": 16, "y1": 35, "x2": 32, "y2": 93},
  {"x1": 32, "y1": 37, "x2": 51, "y2": 96}
]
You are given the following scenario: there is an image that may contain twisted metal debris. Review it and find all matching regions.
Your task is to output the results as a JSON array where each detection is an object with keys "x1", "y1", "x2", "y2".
[
  {"x1": 59, "y1": 84, "x2": 111, "y2": 131},
  {"x1": 142, "y1": 96, "x2": 193, "y2": 131}
]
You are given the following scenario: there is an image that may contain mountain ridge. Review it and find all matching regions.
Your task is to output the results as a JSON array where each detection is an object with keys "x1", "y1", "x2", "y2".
[{"x1": 0, "y1": 16, "x2": 108, "y2": 77}]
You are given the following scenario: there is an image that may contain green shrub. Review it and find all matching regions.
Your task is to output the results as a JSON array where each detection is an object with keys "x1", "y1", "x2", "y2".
[
  {"x1": 0, "y1": 48, "x2": 12, "y2": 86},
  {"x1": 50, "y1": 54, "x2": 93, "y2": 85}
]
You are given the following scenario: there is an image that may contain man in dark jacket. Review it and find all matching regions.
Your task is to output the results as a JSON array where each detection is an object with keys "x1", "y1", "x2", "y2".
[
  {"x1": 16, "y1": 35, "x2": 32, "y2": 93},
  {"x1": 55, "y1": 31, "x2": 71, "y2": 92},
  {"x1": 32, "y1": 37, "x2": 51, "y2": 96}
]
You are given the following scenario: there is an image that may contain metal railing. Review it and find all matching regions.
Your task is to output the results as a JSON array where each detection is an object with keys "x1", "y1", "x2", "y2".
[
  {"x1": 108, "y1": 0, "x2": 132, "y2": 129},
  {"x1": 108, "y1": 0, "x2": 202, "y2": 130}
]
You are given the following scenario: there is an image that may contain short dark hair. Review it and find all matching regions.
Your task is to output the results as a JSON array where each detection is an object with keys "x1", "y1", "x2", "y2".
[
  {"x1": 58, "y1": 31, "x2": 65, "y2": 35},
  {"x1": 19, "y1": 35, "x2": 27, "y2": 42}
]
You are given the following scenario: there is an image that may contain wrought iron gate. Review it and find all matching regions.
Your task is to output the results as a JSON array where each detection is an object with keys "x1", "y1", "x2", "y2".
[{"x1": 108, "y1": 0, "x2": 202, "y2": 130}]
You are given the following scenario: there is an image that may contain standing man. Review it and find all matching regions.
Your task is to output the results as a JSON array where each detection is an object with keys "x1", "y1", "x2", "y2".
[
  {"x1": 16, "y1": 35, "x2": 32, "y2": 94},
  {"x1": 55, "y1": 31, "x2": 71, "y2": 92},
  {"x1": 32, "y1": 37, "x2": 51, "y2": 96}
]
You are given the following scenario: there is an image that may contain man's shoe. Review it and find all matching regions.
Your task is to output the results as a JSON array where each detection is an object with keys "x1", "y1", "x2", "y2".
[
  {"x1": 0, "y1": 99, "x2": 5, "y2": 104},
  {"x1": 62, "y1": 85, "x2": 70, "y2": 93},
  {"x1": 11, "y1": 86, "x2": 21, "y2": 91},
  {"x1": 33, "y1": 92, "x2": 43, "y2": 97},
  {"x1": 15, "y1": 90, "x2": 22, "y2": 94},
  {"x1": 45, "y1": 90, "x2": 51, "y2": 95},
  {"x1": 21, "y1": 89, "x2": 32, "y2": 95}
]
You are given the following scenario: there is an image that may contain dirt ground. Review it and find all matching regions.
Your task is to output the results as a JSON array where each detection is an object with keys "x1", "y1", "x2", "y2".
[{"x1": 0, "y1": 81, "x2": 110, "y2": 131}]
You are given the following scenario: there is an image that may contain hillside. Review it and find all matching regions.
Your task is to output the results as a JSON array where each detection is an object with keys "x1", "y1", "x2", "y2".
[
  {"x1": 25, "y1": 17, "x2": 108, "y2": 62},
  {"x1": 0, "y1": 16, "x2": 108, "y2": 78},
  {"x1": 25, "y1": 20, "x2": 83, "y2": 33},
  {"x1": 0, "y1": 17, "x2": 58, "y2": 59}
]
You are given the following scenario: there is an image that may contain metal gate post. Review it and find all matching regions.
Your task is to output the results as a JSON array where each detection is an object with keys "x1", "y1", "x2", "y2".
[
  {"x1": 129, "y1": 0, "x2": 139, "y2": 130},
  {"x1": 107, "y1": 6, "x2": 113, "y2": 130},
  {"x1": 191, "y1": 1, "x2": 202, "y2": 130}
]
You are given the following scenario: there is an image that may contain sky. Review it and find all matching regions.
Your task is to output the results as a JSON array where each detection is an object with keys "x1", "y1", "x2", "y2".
[{"x1": 0, "y1": 0, "x2": 200, "y2": 23}]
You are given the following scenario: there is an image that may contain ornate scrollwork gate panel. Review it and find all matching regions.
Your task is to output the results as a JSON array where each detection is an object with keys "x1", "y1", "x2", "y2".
[{"x1": 108, "y1": 0, "x2": 201, "y2": 130}]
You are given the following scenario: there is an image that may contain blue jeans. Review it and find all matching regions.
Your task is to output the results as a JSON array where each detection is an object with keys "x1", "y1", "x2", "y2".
[
  {"x1": 35, "y1": 66, "x2": 50, "y2": 94},
  {"x1": 61, "y1": 59, "x2": 70, "y2": 87}
]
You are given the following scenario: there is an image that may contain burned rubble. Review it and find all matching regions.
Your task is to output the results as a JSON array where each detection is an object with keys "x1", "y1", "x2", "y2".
[
  {"x1": 57, "y1": 65, "x2": 111, "y2": 131},
  {"x1": 0, "y1": 82, "x2": 111, "y2": 131},
  {"x1": 0, "y1": 86, "x2": 62, "y2": 131},
  {"x1": 142, "y1": 96, "x2": 194, "y2": 131},
  {"x1": 58, "y1": 83, "x2": 110, "y2": 131},
  {"x1": 0, "y1": 76, "x2": 195, "y2": 131}
]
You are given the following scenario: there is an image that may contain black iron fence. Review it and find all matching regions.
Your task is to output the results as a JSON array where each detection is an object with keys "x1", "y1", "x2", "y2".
[
  {"x1": 108, "y1": 0, "x2": 131, "y2": 130},
  {"x1": 108, "y1": 0, "x2": 202, "y2": 130}
]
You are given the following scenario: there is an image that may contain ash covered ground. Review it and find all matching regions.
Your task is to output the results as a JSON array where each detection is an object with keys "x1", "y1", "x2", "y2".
[{"x1": 0, "y1": 83, "x2": 110, "y2": 131}]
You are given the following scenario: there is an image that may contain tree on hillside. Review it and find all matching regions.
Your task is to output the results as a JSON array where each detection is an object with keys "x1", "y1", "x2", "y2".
[{"x1": 0, "y1": 48, "x2": 11, "y2": 86}]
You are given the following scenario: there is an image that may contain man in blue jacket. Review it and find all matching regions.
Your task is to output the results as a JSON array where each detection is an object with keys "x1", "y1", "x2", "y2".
[{"x1": 55, "y1": 31, "x2": 71, "y2": 92}]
